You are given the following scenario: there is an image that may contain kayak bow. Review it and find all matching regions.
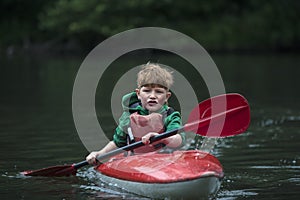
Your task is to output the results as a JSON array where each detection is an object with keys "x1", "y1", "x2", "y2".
[{"x1": 95, "y1": 150, "x2": 223, "y2": 199}]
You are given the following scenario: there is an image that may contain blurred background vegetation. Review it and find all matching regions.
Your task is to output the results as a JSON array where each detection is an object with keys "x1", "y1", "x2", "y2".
[{"x1": 1, "y1": 0, "x2": 299, "y2": 56}]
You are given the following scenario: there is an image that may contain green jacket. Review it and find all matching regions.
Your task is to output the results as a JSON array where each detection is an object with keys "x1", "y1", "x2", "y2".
[{"x1": 113, "y1": 92, "x2": 186, "y2": 148}]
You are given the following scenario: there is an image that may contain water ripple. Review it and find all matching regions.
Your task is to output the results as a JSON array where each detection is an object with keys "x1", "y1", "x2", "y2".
[
  {"x1": 250, "y1": 166, "x2": 300, "y2": 169},
  {"x1": 260, "y1": 115, "x2": 300, "y2": 127},
  {"x1": 218, "y1": 189, "x2": 258, "y2": 199}
]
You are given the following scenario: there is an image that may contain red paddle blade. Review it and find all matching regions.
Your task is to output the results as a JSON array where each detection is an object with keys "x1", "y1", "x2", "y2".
[
  {"x1": 21, "y1": 164, "x2": 76, "y2": 177},
  {"x1": 185, "y1": 93, "x2": 250, "y2": 137}
]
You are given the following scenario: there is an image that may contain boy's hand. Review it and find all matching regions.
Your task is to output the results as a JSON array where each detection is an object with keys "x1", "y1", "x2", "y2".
[
  {"x1": 141, "y1": 132, "x2": 161, "y2": 145},
  {"x1": 86, "y1": 151, "x2": 101, "y2": 165},
  {"x1": 141, "y1": 132, "x2": 182, "y2": 148}
]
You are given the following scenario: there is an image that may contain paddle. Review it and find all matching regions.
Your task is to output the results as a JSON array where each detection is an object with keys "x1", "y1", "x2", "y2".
[{"x1": 21, "y1": 93, "x2": 250, "y2": 177}]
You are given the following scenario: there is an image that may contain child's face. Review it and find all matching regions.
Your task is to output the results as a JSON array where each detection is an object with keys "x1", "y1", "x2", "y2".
[{"x1": 136, "y1": 85, "x2": 171, "y2": 113}]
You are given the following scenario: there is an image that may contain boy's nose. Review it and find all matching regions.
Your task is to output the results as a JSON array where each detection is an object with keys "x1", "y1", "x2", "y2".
[{"x1": 149, "y1": 91, "x2": 156, "y2": 98}]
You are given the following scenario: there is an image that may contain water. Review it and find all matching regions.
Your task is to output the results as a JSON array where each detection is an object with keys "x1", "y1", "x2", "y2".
[{"x1": 0, "y1": 52, "x2": 299, "y2": 199}]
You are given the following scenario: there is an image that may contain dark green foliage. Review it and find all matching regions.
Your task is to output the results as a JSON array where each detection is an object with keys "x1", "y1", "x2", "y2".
[{"x1": 0, "y1": 0, "x2": 299, "y2": 52}]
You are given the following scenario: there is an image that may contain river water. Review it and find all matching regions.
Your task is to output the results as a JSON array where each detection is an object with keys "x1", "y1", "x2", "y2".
[{"x1": 0, "y1": 52, "x2": 299, "y2": 199}]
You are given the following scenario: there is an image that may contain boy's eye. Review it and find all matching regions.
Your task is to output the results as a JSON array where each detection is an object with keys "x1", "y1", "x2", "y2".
[
  {"x1": 155, "y1": 90, "x2": 164, "y2": 94},
  {"x1": 141, "y1": 87, "x2": 165, "y2": 94},
  {"x1": 142, "y1": 88, "x2": 150, "y2": 93}
]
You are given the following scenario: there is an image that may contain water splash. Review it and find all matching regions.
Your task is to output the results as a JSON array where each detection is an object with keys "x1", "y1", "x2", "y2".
[{"x1": 77, "y1": 167, "x2": 149, "y2": 199}]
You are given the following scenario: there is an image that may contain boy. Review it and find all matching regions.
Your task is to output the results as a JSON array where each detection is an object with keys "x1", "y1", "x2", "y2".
[{"x1": 86, "y1": 63, "x2": 185, "y2": 165}]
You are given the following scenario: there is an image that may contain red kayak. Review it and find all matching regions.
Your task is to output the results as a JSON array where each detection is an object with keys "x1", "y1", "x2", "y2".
[
  {"x1": 21, "y1": 94, "x2": 250, "y2": 199},
  {"x1": 95, "y1": 150, "x2": 224, "y2": 199}
]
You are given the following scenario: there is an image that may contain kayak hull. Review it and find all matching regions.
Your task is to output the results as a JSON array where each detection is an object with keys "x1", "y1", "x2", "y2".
[
  {"x1": 95, "y1": 150, "x2": 223, "y2": 199},
  {"x1": 96, "y1": 172, "x2": 221, "y2": 199}
]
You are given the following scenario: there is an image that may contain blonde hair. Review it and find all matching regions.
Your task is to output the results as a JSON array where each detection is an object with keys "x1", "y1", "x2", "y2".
[{"x1": 137, "y1": 63, "x2": 174, "y2": 90}]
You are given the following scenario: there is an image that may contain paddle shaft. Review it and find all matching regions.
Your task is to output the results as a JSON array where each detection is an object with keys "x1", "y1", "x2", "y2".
[
  {"x1": 73, "y1": 126, "x2": 183, "y2": 169},
  {"x1": 74, "y1": 104, "x2": 247, "y2": 169}
]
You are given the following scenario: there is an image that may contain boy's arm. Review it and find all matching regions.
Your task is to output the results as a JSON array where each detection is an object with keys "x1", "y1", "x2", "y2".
[
  {"x1": 163, "y1": 134, "x2": 183, "y2": 148},
  {"x1": 164, "y1": 111, "x2": 186, "y2": 148}
]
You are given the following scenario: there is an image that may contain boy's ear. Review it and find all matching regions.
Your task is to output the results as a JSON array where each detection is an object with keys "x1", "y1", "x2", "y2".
[
  {"x1": 135, "y1": 88, "x2": 140, "y2": 99},
  {"x1": 166, "y1": 91, "x2": 171, "y2": 101}
]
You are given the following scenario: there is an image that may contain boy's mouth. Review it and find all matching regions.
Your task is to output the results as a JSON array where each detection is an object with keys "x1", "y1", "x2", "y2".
[{"x1": 147, "y1": 100, "x2": 158, "y2": 106}]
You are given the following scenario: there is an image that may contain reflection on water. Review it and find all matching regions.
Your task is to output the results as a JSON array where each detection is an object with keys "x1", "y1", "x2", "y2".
[{"x1": 0, "y1": 53, "x2": 300, "y2": 199}]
